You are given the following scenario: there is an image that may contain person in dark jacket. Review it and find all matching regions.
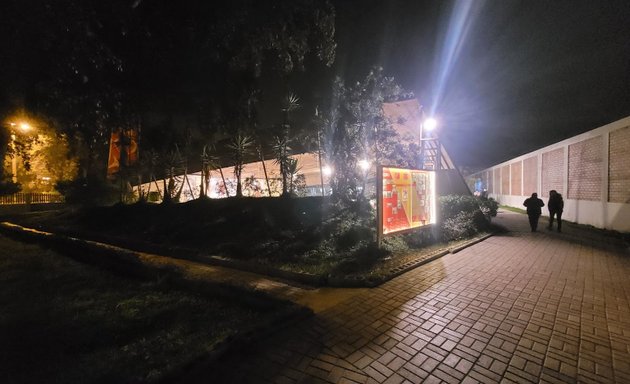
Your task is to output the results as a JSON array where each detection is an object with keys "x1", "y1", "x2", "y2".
[
  {"x1": 547, "y1": 190, "x2": 564, "y2": 232},
  {"x1": 523, "y1": 192, "x2": 545, "y2": 232}
]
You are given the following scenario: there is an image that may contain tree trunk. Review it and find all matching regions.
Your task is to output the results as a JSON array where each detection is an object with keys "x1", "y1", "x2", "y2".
[
  {"x1": 199, "y1": 168, "x2": 205, "y2": 198},
  {"x1": 204, "y1": 169, "x2": 210, "y2": 198},
  {"x1": 259, "y1": 147, "x2": 272, "y2": 196},
  {"x1": 317, "y1": 128, "x2": 325, "y2": 196},
  {"x1": 281, "y1": 166, "x2": 288, "y2": 196},
  {"x1": 235, "y1": 164, "x2": 243, "y2": 197},
  {"x1": 162, "y1": 177, "x2": 171, "y2": 204},
  {"x1": 218, "y1": 167, "x2": 229, "y2": 197}
]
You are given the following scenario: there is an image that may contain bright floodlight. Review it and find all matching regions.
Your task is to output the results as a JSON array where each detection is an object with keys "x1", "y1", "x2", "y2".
[
  {"x1": 322, "y1": 165, "x2": 333, "y2": 176},
  {"x1": 358, "y1": 159, "x2": 370, "y2": 171},
  {"x1": 424, "y1": 118, "x2": 437, "y2": 132}
]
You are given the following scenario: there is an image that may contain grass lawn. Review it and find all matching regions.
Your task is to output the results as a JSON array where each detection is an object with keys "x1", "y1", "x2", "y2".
[{"x1": 0, "y1": 235, "x2": 288, "y2": 383}]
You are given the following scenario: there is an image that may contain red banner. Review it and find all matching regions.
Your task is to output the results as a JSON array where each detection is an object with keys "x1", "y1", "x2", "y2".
[{"x1": 107, "y1": 129, "x2": 138, "y2": 177}]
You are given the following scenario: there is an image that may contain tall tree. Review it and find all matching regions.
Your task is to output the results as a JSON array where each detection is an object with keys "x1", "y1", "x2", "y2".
[{"x1": 319, "y1": 67, "x2": 411, "y2": 203}]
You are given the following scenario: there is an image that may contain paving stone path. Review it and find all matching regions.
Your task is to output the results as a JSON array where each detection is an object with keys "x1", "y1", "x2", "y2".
[{"x1": 187, "y1": 210, "x2": 630, "y2": 383}]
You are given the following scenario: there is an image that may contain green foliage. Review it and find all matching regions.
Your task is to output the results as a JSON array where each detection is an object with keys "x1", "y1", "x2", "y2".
[
  {"x1": 439, "y1": 194, "x2": 481, "y2": 218},
  {"x1": 441, "y1": 210, "x2": 487, "y2": 241},
  {"x1": 317, "y1": 67, "x2": 412, "y2": 203},
  {"x1": 320, "y1": 198, "x2": 375, "y2": 249},
  {"x1": 272, "y1": 134, "x2": 293, "y2": 196},
  {"x1": 55, "y1": 177, "x2": 118, "y2": 206},
  {"x1": 243, "y1": 175, "x2": 264, "y2": 196},
  {"x1": 439, "y1": 194, "x2": 492, "y2": 241},
  {"x1": 293, "y1": 174, "x2": 307, "y2": 197},
  {"x1": 478, "y1": 197, "x2": 499, "y2": 218},
  {"x1": 0, "y1": 180, "x2": 20, "y2": 196},
  {"x1": 227, "y1": 133, "x2": 255, "y2": 197}
]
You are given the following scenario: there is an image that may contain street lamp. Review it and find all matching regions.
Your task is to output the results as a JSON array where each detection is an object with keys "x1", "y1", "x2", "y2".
[
  {"x1": 358, "y1": 159, "x2": 371, "y2": 196},
  {"x1": 419, "y1": 116, "x2": 439, "y2": 170},
  {"x1": 423, "y1": 118, "x2": 437, "y2": 133},
  {"x1": 358, "y1": 159, "x2": 370, "y2": 172}
]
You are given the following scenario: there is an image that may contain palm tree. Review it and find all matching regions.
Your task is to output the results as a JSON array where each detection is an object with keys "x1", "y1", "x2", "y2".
[
  {"x1": 161, "y1": 149, "x2": 181, "y2": 204},
  {"x1": 286, "y1": 157, "x2": 301, "y2": 195},
  {"x1": 199, "y1": 144, "x2": 221, "y2": 199},
  {"x1": 256, "y1": 144, "x2": 272, "y2": 196},
  {"x1": 272, "y1": 135, "x2": 292, "y2": 197},
  {"x1": 226, "y1": 133, "x2": 254, "y2": 197},
  {"x1": 273, "y1": 93, "x2": 300, "y2": 197}
]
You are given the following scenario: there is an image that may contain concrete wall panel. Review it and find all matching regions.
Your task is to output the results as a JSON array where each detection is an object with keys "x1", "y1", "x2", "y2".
[
  {"x1": 542, "y1": 148, "x2": 564, "y2": 198},
  {"x1": 609, "y1": 125, "x2": 630, "y2": 203},
  {"x1": 511, "y1": 161, "x2": 522, "y2": 196},
  {"x1": 568, "y1": 136, "x2": 603, "y2": 201}
]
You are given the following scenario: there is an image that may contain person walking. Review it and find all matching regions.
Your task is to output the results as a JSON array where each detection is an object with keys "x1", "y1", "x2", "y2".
[
  {"x1": 547, "y1": 190, "x2": 564, "y2": 232},
  {"x1": 523, "y1": 192, "x2": 545, "y2": 232}
]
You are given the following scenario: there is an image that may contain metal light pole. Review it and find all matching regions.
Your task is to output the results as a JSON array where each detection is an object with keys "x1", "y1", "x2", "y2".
[{"x1": 11, "y1": 133, "x2": 17, "y2": 183}]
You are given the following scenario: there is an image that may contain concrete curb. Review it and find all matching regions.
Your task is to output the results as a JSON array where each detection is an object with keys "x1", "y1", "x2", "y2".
[
  {"x1": 449, "y1": 232, "x2": 494, "y2": 254},
  {"x1": 329, "y1": 232, "x2": 495, "y2": 287},
  {"x1": 204, "y1": 255, "x2": 325, "y2": 286}
]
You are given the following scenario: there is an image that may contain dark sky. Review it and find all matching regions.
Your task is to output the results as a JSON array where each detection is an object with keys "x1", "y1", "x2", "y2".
[{"x1": 329, "y1": 0, "x2": 630, "y2": 168}]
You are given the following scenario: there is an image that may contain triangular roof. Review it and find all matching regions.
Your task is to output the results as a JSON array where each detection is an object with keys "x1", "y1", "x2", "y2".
[
  {"x1": 381, "y1": 98, "x2": 423, "y2": 139},
  {"x1": 382, "y1": 98, "x2": 459, "y2": 171}
]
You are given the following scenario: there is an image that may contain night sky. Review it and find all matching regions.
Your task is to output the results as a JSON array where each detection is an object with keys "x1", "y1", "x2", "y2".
[
  {"x1": 330, "y1": 0, "x2": 630, "y2": 168},
  {"x1": 2, "y1": 0, "x2": 629, "y2": 170}
]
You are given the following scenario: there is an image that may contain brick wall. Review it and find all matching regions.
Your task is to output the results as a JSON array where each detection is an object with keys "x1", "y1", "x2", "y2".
[
  {"x1": 501, "y1": 165, "x2": 510, "y2": 195},
  {"x1": 568, "y1": 136, "x2": 602, "y2": 201},
  {"x1": 466, "y1": 116, "x2": 630, "y2": 232},
  {"x1": 542, "y1": 148, "x2": 564, "y2": 198},
  {"x1": 522, "y1": 156, "x2": 537, "y2": 196},
  {"x1": 609, "y1": 125, "x2": 630, "y2": 203},
  {"x1": 510, "y1": 161, "x2": 522, "y2": 196},
  {"x1": 494, "y1": 168, "x2": 500, "y2": 194},
  {"x1": 486, "y1": 170, "x2": 493, "y2": 193}
]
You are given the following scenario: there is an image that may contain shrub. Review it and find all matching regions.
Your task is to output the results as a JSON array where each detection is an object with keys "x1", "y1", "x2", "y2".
[
  {"x1": 439, "y1": 194, "x2": 492, "y2": 241},
  {"x1": 56, "y1": 177, "x2": 118, "y2": 206},
  {"x1": 441, "y1": 210, "x2": 487, "y2": 241},
  {"x1": 478, "y1": 197, "x2": 498, "y2": 219},
  {"x1": 0, "y1": 180, "x2": 20, "y2": 196},
  {"x1": 440, "y1": 195, "x2": 480, "y2": 218}
]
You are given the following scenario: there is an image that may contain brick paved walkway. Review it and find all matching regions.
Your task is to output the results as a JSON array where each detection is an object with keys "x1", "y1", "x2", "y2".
[{"x1": 188, "y1": 210, "x2": 630, "y2": 383}]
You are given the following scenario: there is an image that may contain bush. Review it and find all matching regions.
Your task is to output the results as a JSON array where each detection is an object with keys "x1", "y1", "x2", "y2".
[
  {"x1": 478, "y1": 197, "x2": 498, "y2": 218},
  {"x1": 56, "y1": 177, "x2": 118, "y2": 206},
  {"x1": 439, "y1": 194, "x2": 492, "y2": 241},
  {"x1": 0, "y1": 180, "x2": 20, "y2": 196}
]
